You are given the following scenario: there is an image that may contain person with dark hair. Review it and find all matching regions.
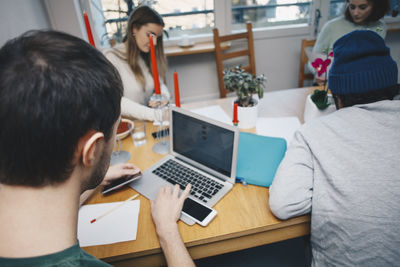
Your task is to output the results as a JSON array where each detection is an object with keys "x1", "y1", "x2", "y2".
[
  {"x1": 103, "y1": 5, "x2": 170, "y2": 121},
  {"x1": 343, "y1": 0, "x2": 389, "y2": 23},
  {"x1": 0, "y1": 30, "x2": 194, "y2": 267},
  {"x1": 270, "y1": 30, "x2": 400, "y2": 266},
  {"x1": 309, "y1": 0, "x2": 390, "y2": 79}
]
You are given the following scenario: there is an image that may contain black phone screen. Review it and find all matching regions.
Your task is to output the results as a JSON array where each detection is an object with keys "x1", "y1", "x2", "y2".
[{"x1": 182, "y1": 198, "x2": 213, "y2": 222}]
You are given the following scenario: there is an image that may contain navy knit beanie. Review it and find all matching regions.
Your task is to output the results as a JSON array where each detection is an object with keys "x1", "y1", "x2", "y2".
[{"x1": 328, "y1": 30, "x2": 398, "y2": 95}]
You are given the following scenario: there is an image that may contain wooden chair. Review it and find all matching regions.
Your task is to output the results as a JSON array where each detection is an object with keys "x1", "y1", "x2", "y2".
[
  {"x1": 213, "y1": 23, "x2": 256, "y2": 98},
  {"x1": 298, "y1": 39, "x2": 316, "y2": 88}
]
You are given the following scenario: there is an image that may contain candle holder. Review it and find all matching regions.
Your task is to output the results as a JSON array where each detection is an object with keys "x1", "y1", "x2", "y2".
[{"x1": 151, "y1": 94, "x2": 170, "y2": 154}]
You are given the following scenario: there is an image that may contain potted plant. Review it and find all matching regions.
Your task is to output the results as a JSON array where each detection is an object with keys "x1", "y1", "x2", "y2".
[
  {"x1": 304, "y1": 50, "x2": 337, "y2": 122},
  {"x1": 223, "y1": 66, "x2": 267, "y2": 129}
]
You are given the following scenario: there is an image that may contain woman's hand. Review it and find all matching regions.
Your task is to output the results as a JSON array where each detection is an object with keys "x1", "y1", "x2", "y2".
[{"x1": 148, "y1": 93, "x2": 168, "y2": 108}]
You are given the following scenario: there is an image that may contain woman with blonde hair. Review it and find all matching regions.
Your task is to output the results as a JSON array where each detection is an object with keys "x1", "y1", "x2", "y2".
[{"x1": 104, "y1": 5, "x2": 170, "y2": 121}]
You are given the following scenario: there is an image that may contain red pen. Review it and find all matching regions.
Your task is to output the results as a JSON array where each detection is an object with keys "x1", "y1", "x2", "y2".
[{"x1": 90, "y1": 194, "x2": 139, "y2": 224}]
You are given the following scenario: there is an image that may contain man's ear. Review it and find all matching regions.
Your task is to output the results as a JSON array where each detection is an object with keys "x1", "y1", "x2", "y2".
[{"x1": 81, "y1": 132, "x2": 105, "y2": 167}]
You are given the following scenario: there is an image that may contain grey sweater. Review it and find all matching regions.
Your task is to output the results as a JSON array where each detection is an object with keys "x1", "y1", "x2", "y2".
[{"x1": 269, "y1": 99, "x2": 400, "y2": 266}]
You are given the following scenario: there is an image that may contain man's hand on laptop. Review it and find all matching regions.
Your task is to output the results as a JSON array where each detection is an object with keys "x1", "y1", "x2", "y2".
[
  {"x1": 151, "y1": 184, "x2": 192, "y2": 232},
  {"x1": 151, "y1": 184, "x2": 196, "y2": 267}
]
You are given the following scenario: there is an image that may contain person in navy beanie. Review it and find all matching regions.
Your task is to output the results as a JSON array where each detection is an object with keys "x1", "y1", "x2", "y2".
[
  {"x1": 328, "y1": 30, "x2": 399, "y2": 108},
  {"x1": 269, "y1": 29, "x2": 400, "y2": 266}
]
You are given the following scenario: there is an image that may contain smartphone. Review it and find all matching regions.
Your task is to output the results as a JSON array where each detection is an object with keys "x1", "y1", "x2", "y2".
[
  {"x1": 181, "y1": 197, "x2": 217, "y2": 226},
  {"x1": 151, "y1": 128, "x2": 169, "y2": 139},
  {"x1": 101, "y1": 172, "x2": 142, "y2": 195}
]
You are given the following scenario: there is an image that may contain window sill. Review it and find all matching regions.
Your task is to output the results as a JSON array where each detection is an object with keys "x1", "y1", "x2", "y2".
[
  {"x1": 164, "y1": 41, "x2": 230, "y2": 57},
  {"x1": 252, "y1": 23, "x2": 310, "y2": 40}
]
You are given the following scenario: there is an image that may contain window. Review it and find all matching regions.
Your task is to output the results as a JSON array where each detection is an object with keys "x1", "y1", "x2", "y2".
[
  {"x1": 99, "y1": 0, "x2": 130, "y2": 45},
  {"x1": 96, "y1": 0, "x2": 214, "y2": 45},
  {"x1": 95, "y1": 0, "x2": 314, "y2": 46},
  {"x1": 329, "y1": 0, "x2": 345, "y2": 19},
  {"x1": 328, "y1": 0, "x2": 399, "y2": 21},
  {"x1": 151, "y1": 1, "x2": 214, "y2": 38},
  {"x1": 231, "y1": 0, "x2": 312, "y2": 30},
  {"x1": 88, "y1": 0, "x2": 400, "y2": 48}
]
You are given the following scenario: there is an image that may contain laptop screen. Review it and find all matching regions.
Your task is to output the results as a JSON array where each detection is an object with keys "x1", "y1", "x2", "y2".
[{"x1": 172, "y1": 110, "x2": 234, "y2": 177}]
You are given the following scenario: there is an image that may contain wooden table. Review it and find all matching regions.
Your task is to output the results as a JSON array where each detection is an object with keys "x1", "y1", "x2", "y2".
[{"x1": 82, "y1": 88, "x2": 313, "y2": 266}]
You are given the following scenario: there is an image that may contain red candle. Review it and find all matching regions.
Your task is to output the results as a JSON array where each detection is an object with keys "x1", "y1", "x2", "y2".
[
  {"x1": 83, "y1": 12, "x2": 95, "y2": 47},
  {"x1": 173, "y1": 72, "x2": 181, "y2": 107},
  {"x1": 149, "y1": 34, "x2": 161, "y2": 95},
  {"x1": 233, "y1": 102, "x2": 239, "y2": 125}
]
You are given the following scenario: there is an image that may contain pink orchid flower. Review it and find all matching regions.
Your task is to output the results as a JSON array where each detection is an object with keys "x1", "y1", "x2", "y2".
[{"x1": 312, "y1": 58, "x2": 331, "y2": 77}]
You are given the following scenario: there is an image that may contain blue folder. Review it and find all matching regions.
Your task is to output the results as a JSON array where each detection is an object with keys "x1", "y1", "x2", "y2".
[{"x1": 236, "y1": 132, "x2": 287, "y2": 188}]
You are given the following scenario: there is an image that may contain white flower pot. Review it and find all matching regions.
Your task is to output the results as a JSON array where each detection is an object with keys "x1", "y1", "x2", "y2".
[
  {"x1": 303, "y1": 94, "x2": 337, "y2": 123},
  {"x1": 236, "y1": 99, "x2": 258, "y2": 129}
]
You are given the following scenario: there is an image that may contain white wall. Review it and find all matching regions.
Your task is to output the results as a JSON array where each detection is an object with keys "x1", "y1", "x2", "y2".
[
  {"x1": 44, "y1": 0, "x2": 86, "y2": 40},
  {"x1": 0, "y1": 0, "x2": 50, "y2": 46},
  {"x1": 0, "y1": 0, "x2": 93, "y2": 46}
]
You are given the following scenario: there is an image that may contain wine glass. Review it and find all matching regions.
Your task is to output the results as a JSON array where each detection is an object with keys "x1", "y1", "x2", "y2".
[
  {"x1": 110, "y1": 136, "x2": 131, "y2": 165},
  {"x1": 110, "y1": 120, "x2": 132, "y2": 164},
  {"x1": 151, "y1": 94, "x2": 170, "y2": 154}
]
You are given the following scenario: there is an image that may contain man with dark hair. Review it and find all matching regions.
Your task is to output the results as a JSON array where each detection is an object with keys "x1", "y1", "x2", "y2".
[
  {"x1": 0, "y1": 30, "x2": 194, "y2": 267},
  {"x1": 270, "y1": 30, "x2": 400, "y2": 266}
]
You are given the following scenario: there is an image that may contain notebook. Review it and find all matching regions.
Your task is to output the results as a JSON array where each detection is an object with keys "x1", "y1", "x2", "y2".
[
  {"x1": 130, "y1": 106, "x2": 239, "y2": 225},
  {"x1": 236, "y1": 132, "x2": 287, "y2": 188}
]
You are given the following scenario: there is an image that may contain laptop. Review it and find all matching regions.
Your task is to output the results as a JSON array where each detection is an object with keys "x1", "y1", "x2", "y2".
[{"x1": 130, "y1": 106, "x2": 239, "y2": 225}]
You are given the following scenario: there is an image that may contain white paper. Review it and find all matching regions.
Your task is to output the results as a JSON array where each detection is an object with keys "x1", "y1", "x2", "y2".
[
  {"x1": 78, "y1": 200, "x2": 140, "y2": 247},
  {"x1": 256, "y1": 117, "x2": 301, "y2": 145},
  {"x1": 191, "y1": 105, "x2": 232, "y2": 125}
]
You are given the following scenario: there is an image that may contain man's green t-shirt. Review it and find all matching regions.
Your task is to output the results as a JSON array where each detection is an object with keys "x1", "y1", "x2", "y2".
[{"x1": 0, "y1": 242, "x2": 110, "y2": 266}]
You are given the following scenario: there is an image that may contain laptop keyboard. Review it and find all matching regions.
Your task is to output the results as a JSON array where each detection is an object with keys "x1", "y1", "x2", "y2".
[{"x1": 152, "y1": 159, "x2": 224, "y2": 203}]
